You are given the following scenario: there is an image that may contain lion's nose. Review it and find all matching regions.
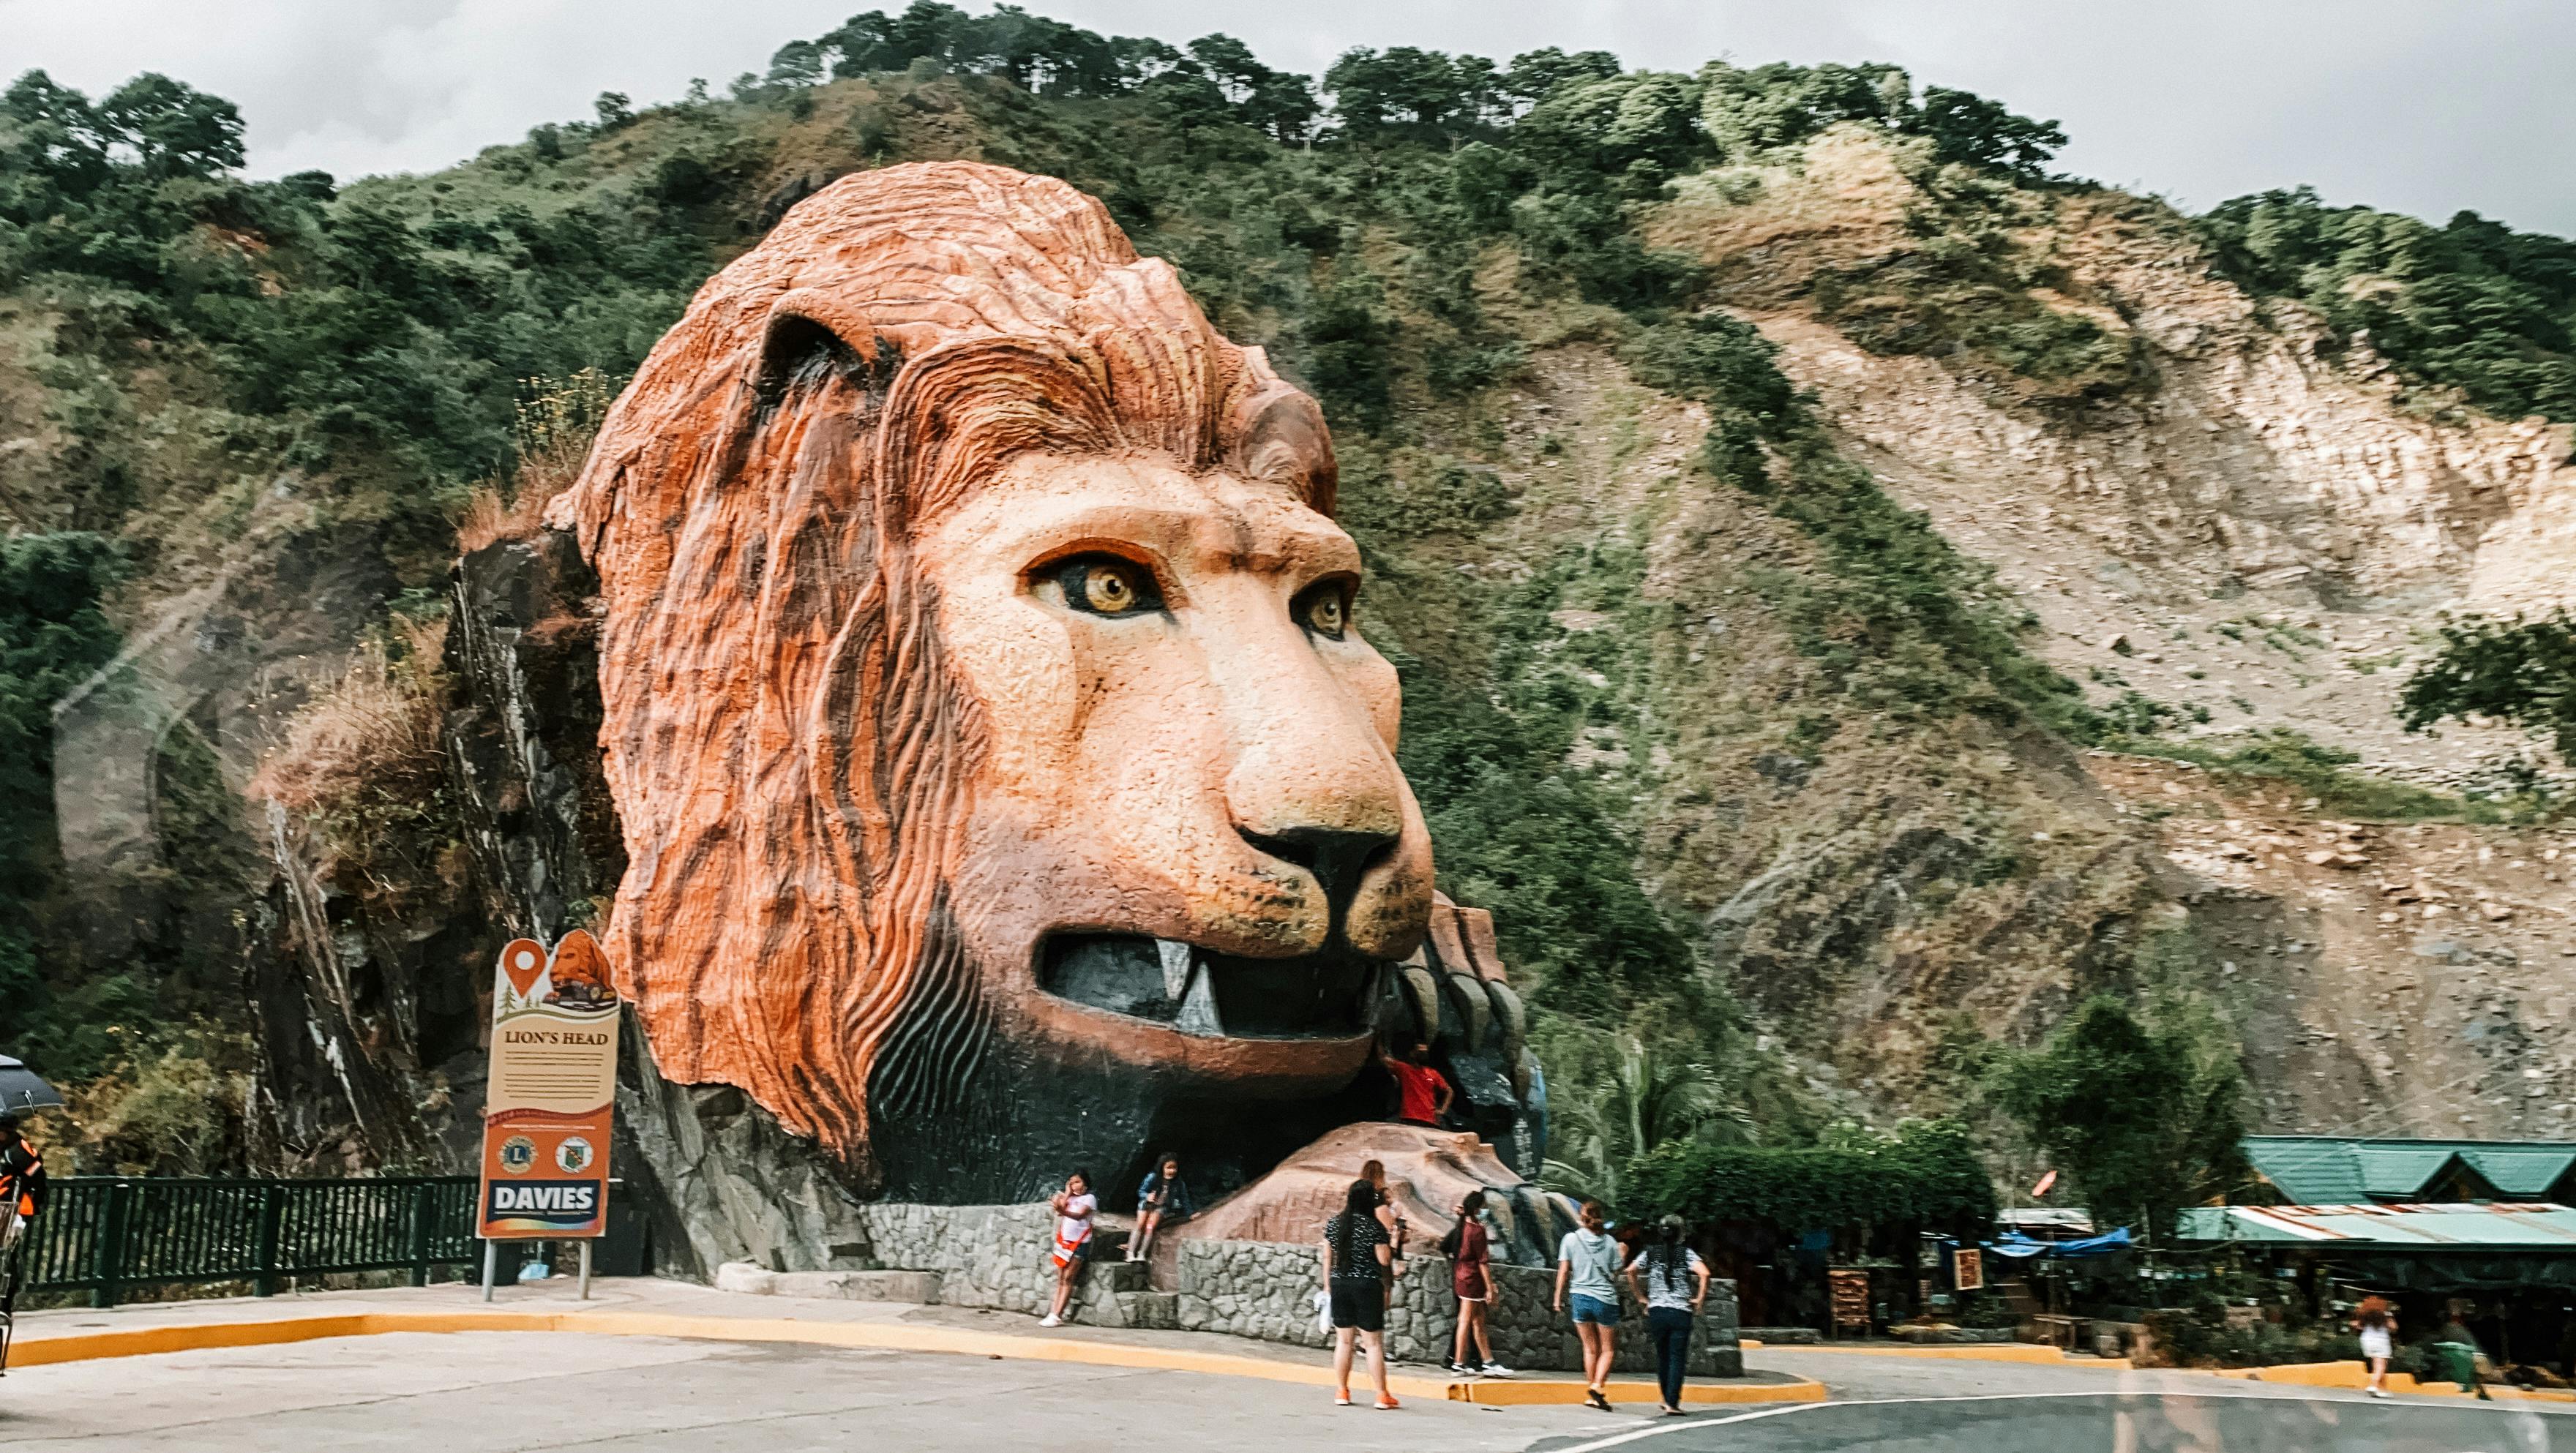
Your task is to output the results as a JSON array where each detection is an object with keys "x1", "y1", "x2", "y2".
[{"x1": 1235, "y1": 823, "x2": 1396, "y2": 921}]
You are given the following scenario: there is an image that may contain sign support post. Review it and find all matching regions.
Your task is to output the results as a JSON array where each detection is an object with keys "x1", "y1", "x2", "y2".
[{"x1": 481, "y1": 1239, "x2": 497, "y2": 1302}]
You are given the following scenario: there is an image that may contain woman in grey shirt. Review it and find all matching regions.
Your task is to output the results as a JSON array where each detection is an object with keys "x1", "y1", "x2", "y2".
[{"x1": 1551, "y1": 1200, "x2": 1624, "y2": 1411}]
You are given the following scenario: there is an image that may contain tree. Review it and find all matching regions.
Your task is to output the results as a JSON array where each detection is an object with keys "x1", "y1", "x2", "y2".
[
  {"x1": 1187, "y1": 34, "x2": 1319, "y2": 140},
  {"x1": 1905, "y1": 86, "x2": 2064, "y2": 180},
  {"x1": 2401, "y1": 610, "x2": 2576, "y2": 758},
  {"x1": 1989, "y1": 996, "x2": 2247, "y2": 1235},
  {"x1": 1499, "y1": 47, "x2": 1622, "y2": 110},
  {"x1": 765, "y1": 40, "x2": 828, "y2": 88},
  {"x1": 1698, "y1": 59, "x2": 1909, "y2": 159},
  {"x1": 93, "y1": 73, "x2": 244, "y2": 179},
  {"x1": 1324, "y1": 46, "x2": 1502, "y2": 147},
  {"x1": 1542, "y1": 1035, "x2": 1747, "y2": 1202}
]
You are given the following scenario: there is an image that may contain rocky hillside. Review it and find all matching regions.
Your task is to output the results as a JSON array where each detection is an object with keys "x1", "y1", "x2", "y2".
[{"x1": 4, "y1": 15, "x2": 2572, "y2": 1190}]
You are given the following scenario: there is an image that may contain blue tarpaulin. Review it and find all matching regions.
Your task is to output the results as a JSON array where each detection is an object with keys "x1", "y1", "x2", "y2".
[{"x1": 1985, "y1": 1226, "x2": 2134, "y2": 1260}]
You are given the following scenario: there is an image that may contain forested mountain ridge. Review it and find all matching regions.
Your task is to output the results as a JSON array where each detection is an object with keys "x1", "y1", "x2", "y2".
[{"x1": 4, "y1": 6, "x2": 2572, "y2": 1211}]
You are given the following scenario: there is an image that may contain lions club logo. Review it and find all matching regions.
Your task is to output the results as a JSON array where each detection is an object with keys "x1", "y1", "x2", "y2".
[{"x1": 498, "y1": 1135, "x2": 538, "y2": 1175}]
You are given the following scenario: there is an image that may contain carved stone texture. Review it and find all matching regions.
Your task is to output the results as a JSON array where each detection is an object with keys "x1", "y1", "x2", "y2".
[
  {"x1": 1175, "y1": 1122, "x2": 1575, "y2": 1270},
  {"x1": 558, "y1": 162, "x2": 1445, "y2": 1201}
]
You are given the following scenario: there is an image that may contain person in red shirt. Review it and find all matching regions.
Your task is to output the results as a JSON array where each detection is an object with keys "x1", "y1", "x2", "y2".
[{"x1": 1380, "y1": 1040, "x2": 1454, "y2": 1127}]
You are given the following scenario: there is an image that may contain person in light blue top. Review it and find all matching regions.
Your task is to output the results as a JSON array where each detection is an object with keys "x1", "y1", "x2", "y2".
[{"x1": 1551, "y1": 1199, "x2": 1624, "y2": 1411}]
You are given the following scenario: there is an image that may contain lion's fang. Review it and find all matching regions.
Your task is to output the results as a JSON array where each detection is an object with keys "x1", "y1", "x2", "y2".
[
  {"x1": 1154, "y1": 937, "x2": 1193, "y2": 1002},
  {"x1": 1175, "y1": 952, "x2": 1224, "y2": 1037}
]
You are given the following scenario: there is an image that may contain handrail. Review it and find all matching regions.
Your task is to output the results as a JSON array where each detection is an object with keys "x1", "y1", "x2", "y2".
[{"x1": 15, "y1": 1175, "x2": 481, "y2": 1307}]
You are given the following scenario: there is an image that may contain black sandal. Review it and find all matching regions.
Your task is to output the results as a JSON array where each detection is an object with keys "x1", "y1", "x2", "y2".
[{"x1": 1585, "y1": 1389, "x2": 1613, "y2": 1412}]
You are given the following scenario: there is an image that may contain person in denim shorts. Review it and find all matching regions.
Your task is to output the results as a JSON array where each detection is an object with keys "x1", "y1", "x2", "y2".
[{"x1": 1552, "y1": 1199, "x2": 1624, "y2": 1411}]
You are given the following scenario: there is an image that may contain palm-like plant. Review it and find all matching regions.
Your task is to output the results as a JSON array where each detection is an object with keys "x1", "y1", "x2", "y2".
[{"x1": 1542, "y1": 1035, "x2": 1750, "y2": 1203}]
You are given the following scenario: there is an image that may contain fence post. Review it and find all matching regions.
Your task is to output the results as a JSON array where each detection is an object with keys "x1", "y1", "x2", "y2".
[
  {"x1": 89, "y1": 1180, "x2": 129, "y2": 1310},
  {"x1": 252, "y1": 1182, "x2": 285, "y2": 1297},
  {"x1": 409, "y1": 1181, "x2": 435, "y2": 1288}
]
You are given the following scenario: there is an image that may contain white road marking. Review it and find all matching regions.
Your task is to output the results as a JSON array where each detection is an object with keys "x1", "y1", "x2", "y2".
[{"x1": 1542, "y1": 1387, "x2": 2576, "y2": 1453}]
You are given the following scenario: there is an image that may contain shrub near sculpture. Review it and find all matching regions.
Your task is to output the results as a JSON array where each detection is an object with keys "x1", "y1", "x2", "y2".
[{"x1": 561, "y1": 162, "x2": 1535, "y2": 1201}]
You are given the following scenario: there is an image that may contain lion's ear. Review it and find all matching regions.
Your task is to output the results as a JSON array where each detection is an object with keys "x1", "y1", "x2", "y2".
[
  {"x1": 758, "y1": 315, "x2": 861, "y2": 414},
  {"x1": 1229, "y1": 387, "x2": 1337, "y2": 517},
  {"x1": 756, "y1": 311, "x2": 907, "y2": 417}
]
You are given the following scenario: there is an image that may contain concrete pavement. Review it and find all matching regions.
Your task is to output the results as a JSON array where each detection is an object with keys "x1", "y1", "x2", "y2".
[{"x1": 0, "y1": 1330, "x2": 1628, "y2": 1452}]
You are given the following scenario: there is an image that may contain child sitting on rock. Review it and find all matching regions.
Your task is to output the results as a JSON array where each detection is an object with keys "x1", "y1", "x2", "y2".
[{"x1": 1129, "y1": 1151, "x2": 1194, "y2": 1264}]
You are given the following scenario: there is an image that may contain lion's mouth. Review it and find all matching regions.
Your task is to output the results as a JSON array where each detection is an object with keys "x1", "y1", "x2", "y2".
[{"x1": 1038, "y1": 934, "x2": 1381, "y2": 1039}]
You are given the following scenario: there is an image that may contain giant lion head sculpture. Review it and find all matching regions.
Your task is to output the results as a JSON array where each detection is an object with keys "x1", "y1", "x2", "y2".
[{"x1": 559, "y1": 162, "x2": 1437, "y2": 1198}]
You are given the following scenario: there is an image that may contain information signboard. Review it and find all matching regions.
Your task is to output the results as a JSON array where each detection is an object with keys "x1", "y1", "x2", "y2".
[
  {"x1": 1953, "y1": 1246, "x2": 1985, "y2": 1292},
  {"x1": 1828, "y1": 1267, "x2": 1871, "y2": 1334},
  {"x1": 476, "y1": 931, "x2": 618, "y2": 1240}
]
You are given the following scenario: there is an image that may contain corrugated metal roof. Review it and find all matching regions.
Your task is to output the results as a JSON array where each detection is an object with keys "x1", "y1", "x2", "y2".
[
  {"x1": 2243, "y1": 1136, "x2": 2576, "y2": 1204},
  {"x1": 2462, "y1": 1146, "x2": 2576, "y2": 1197},
  {"x1": 2354, "y1": 1146, "x2": 2460, "y2": 1197},
  {"x1": 2178, "y1": 1202, "x2": 2576, "y2": 1250},
  {"x1": 2243, "y1": 1138, "x2": 2365, "y2": 1202}
]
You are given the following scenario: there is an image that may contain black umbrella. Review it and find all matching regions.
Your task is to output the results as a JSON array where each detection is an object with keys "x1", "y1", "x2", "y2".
[{"x1": 0, "y1": 1056, "x2": 62, "y2": 1116}]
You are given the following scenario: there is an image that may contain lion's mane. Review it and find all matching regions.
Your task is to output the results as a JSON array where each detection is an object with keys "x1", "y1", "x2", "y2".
[{"x1": 558, "y1": 163, "x2": 1333, "y2": 1179}]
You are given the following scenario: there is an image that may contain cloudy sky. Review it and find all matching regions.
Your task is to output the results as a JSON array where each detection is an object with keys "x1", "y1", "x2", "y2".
[{"x1": 6, "y1": 0, "x2": 2571, "y2": 235}]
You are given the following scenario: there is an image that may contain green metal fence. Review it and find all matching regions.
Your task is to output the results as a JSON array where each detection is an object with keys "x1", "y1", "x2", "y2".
[{"x1": 15, "y1": 1176, "x2": 479, "y2": 1306}]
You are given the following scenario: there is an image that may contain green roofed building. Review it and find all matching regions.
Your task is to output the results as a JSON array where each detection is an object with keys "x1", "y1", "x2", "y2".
[
  {"x1": 2239, "y1": 1136, "x2": 2576, "y2": 1206},
  {"x1": 2173, "y1": 1202, "x2": 2576, "y2": 1291}
]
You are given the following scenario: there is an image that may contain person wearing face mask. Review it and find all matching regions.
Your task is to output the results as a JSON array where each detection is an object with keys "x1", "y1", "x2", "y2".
[{"x1": 1439, "y1": 1190, "x2": 1513, "y2": 1377}]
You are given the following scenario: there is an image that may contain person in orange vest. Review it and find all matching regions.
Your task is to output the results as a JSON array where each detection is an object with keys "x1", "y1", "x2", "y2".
[{"x1": 0, "y1": 1115, "x2": 45, "y2": 1222}]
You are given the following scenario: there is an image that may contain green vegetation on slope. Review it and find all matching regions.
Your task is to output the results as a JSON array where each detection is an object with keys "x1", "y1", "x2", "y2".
[
  {"x1": 2201, "y1": 186, "x2": 2576, "y2": 424},
  {"x1": 2403, "y1": 610, "x2": 2576, "y2": 759},
  {"x1": 0, "y1": 533, "x2": 123, "y2": 1054}
]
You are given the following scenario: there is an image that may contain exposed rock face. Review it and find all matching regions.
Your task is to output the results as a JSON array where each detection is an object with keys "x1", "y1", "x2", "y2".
[
  {"x1": 244, "y1": 530, "x2": 618, "y2": 1174},
  {"x1": 1666, "y1": 128, "x2": 2576, "y2": 785},
  {"x1": 443, "y1": 531, "x2": 625, "y2": 947},
  {"x1": 1643, "y1": 126, "x2": 2576, "y2": 1135}
]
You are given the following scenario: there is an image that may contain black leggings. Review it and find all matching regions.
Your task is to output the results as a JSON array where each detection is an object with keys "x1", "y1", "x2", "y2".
[{"x1": 1647, "y1": 1307, "x2": 1693, "y2": 1405}]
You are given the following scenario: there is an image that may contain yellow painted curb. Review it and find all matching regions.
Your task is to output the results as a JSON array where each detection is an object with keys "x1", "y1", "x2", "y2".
[
  {"x1": 8, "y1": 1311, "x2": 1819, "y2": 1407},
  {"x1": 1450, "y1": 1376, "x2": 1827, "y2": 1406},
  {"x1": 1771, "y1": 1341, "x2": 2124, "y2": 1368},
  {"x1": 2247, "y1": 1359, "x2": 2367, "y2": 1389}
]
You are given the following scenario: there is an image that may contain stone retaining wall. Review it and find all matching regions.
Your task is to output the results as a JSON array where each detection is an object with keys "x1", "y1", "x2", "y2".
[{"x1": 847, "y1": 1201, "x2": 1740, "y2": 1375}]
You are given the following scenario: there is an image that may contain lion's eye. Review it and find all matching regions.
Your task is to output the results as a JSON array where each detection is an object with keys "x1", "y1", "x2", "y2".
[
  {"x1": 1295, "y1": 581, "x2": 1352, "y2": 641},
  {"x1": 1054, "y1": 555, "x2": 1164, "y2": 617}
]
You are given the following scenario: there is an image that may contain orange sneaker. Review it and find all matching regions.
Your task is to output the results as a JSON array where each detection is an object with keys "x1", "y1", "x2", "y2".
[
  {"x1": 1375, "y1": 1394, "x2": 1401, "y2": 1411},
  {"x1": 1333, "y1": 1392, "x2": 1352, "y2": 1407}
]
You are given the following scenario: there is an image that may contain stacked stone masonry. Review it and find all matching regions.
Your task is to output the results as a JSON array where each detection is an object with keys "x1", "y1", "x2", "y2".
[{"x1": 847, "y1": 1202, "x2": 1741, "y2": 1375}]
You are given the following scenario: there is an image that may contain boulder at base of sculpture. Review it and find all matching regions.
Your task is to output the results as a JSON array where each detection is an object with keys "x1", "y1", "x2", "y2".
[{"x1": 1174, "y1": 1122, "x2": 1577, "y2": 1270}]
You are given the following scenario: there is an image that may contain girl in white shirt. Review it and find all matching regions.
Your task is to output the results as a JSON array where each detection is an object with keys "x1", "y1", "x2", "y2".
[
  {"x1": 1626, "y1": 1214, "x2": 1712, "y2": 1416},
  {"x1": 1041, "y1": 1170, "x2": 1096, "y2": 1327}
]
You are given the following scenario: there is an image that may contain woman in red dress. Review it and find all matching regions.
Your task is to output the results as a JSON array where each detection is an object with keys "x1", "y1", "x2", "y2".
[{"x1": 1443, "y1": 1190, "x2": 1512, "y2": 1376}]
